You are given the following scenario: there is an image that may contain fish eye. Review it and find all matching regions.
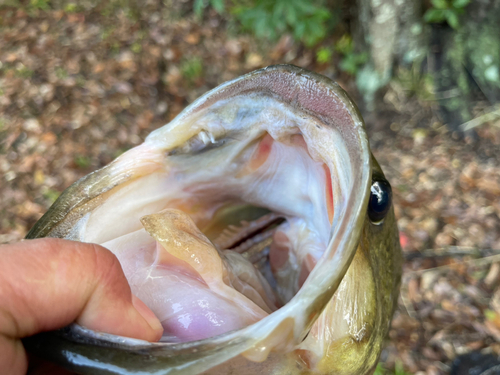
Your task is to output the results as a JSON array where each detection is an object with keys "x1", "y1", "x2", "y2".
[{"x1": 368, "y1": 179, "x2": 392, "y2": 224}]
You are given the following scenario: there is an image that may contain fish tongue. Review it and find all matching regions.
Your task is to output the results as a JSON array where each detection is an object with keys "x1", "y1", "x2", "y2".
[
  {"x1": 140, "y1": 209, "x2": 268, "y2": 321},
  {"x1": 141, "y1": 209, "x2": 225, "y2": 284}
]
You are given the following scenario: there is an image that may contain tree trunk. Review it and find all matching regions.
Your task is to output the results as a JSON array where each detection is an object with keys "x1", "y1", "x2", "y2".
[
  {"x1": 353, "y1": 0, "x2": 425, "y2": 106},
  {"x1": 429, "y1": 0, "x2": 500, "y2": 130}
]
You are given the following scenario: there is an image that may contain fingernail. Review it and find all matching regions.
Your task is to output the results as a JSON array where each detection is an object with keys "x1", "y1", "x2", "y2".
[{"x1": 132, "y1": 295, "x2": 163, "y2": 340}]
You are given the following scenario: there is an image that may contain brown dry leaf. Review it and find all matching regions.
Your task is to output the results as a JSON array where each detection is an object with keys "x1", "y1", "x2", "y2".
[
  {"x1": 245, "y1": 53, "x2": 263, "y2": 69},
  {"x1": 52, "y1": 10, "x2": 64, "y2": 20},
  {"x1": 485, "y1": 263, "x2": 500, "y2": 288},
  {"x1": 477, "y1": 178, "x2": 500, "y2": 195},
  {"x1": 34, "y1": 170, "x2": 45, "y2": 185},
  {"x1": 67, "y1": 13, "x2": 85, "y2": 23},
  {"x1": 485, "y1": 320, "x2": 500, "y2": 341},
  {"x1": 185, "y1": 33, "x2": 200, "y2": 45},
  {"x1": 41, "y1": 132, "x2": 57, "y2": 145},
  {"x1": 491, "y1": 288, "x2": 500, "y2": 313},
  {"x1": 408, "y1": 277, "x2": 420, "y2": 302},
  {"x1": 441, "y1": 299, "x2": 456, "y2": 312}
]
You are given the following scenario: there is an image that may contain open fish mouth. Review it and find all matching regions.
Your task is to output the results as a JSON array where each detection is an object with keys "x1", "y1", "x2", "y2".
[{"x1": 25, "y1": 65, "x2": 402, "y2": 375}]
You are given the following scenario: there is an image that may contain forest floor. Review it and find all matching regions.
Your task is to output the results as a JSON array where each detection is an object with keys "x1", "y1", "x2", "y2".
[{"x1": 1, "y1": 4, "x2": 500, "y2": 374}]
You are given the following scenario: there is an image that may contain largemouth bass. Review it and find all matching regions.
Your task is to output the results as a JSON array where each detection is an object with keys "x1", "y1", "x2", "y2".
[{"x1": 24, "y1": 64, "x2": 402, "y2": 375}]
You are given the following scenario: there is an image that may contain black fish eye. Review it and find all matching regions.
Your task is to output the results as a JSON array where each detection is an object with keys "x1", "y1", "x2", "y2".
[{"x1": 368, "y1": 179, "x2": 392, "y2": 224}]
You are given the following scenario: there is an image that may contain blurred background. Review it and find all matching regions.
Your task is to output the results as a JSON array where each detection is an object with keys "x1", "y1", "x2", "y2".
[{"x1": 1, "y1": 0, "x2": 500, "y2": 374}]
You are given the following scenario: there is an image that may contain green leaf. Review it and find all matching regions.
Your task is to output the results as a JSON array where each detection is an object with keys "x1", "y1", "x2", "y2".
[
  {"x1": 64, "y1": 3, "x2": 78, "y2": 13},
  {"x1": 445, "y1": 9, "x2": 460, "y2": 29},
  {"x1": 285, "y1": 5, "x2": 297, "y2": 26},
  {"x1": 340, "y1": 55, "x2": 355, "y2": 75},
  {"x1": 424, "y1": 8, "x2": 446, "y2": 23},
  {"x1": 316, "y1": 8, "x2": 332, "y2": 21},
  {"x1": 294, "y1": 0, "x2": 315, "y2": 14},
  {"x1": 193, "y1": 0, "x2": 224, "y2": 17},
  {"x1": 194, "y1": 0, "x2": 205, "y2": 18},
  {"x1": 373, "y1": 364, "x2": 386, "y2": 375},
  {"x1": 211, "y1": 0, "x2": 225, "y2": 14},
  {"x1": 335, "y1": 34, "x2": 353, "y2": 55},
  {"x1": 42, "y1": 188, "x2": 61, "y2": 204},
  {"x1": 306, "y1": 21, "x2": 325, "y2": 46},
  {"x1": 354, "y1": 52, "x2": 369, "y2": 65},
  {"x1": 255, "y1": 16, "x2": 270, "y2": 38},
  {"x1": 74, "y1": 155, "x2": 91, "y2": 169},
  {"x1": 394, "y1": 362, "x2": 412, "y2": 375},
  {"x1": 29, "y1": 0, "x2": 50, "y2": 10},
  {"x1": 231, "y1": 0, "x2": 331, "y2": 46},
  {"x1": 431, "y1": 0, "x2": 449, "y2": 9},
  {"x1": 485, "y1": 309, "x2": 497, "y2": 321},
  {"x1": 452, "y1": 0, "x2": 470, "y2": 8},
  {"x1": 273, "y1": 1, "x2": 285, "y2": 18},
  {"x1": 316, "y1": 47, "x2": 332, "y2": 63},
  {"x1": 131, "y1": 42, "x2": 142, "y2": 53},
  {"x1": 294, "y1": 21, "x2": 306, "y2": 39}
]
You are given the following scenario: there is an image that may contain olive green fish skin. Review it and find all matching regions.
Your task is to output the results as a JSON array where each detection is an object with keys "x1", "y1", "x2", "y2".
[
  {"x1": 23, "y1": 64, "x2": 402, "y2": 375},
  {"x1": 324, "y1": 190, "x2": 402, "y2": 374}
]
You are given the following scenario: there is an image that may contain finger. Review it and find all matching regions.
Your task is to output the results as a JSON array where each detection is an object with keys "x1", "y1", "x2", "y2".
[
  {"x1": 0, "y1": 335, "x2": 25, "y2": 375},
  {"x1": 0, "y1": 238, "x2": 163, "y2": 373},
  {"x1": 0, "y1": 238, "x2": 163, "y2": 339}
]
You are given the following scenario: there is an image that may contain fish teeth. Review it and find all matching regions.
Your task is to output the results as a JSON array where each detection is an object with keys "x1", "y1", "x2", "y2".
[{"x1": 213, "y1": 213, "x2": 283, "y2": 252}]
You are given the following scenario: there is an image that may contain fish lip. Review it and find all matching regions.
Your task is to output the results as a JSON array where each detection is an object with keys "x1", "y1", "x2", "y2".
[{"x1": 26, "y1": 65, "x2": 372, "y2": 369}]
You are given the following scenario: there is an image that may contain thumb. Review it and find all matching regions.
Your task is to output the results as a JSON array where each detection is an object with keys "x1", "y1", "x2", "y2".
[{"x1": 0, "y1": 238, "x2": 163, "y2": 373}]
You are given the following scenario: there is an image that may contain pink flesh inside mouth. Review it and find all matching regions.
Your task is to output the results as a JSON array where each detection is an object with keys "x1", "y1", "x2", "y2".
[{"x1": 77, "y1": 127, "x2": 336, "y2": 343}]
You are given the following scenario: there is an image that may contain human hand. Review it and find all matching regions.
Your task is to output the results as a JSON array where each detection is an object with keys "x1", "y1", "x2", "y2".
[{"x1": 0, "y1": 238, "x2": 164, "y2": 375}]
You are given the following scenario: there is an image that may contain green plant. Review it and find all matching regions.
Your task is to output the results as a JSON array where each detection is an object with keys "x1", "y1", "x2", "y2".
[
  {"x1": 181, "y1": 57, "x2": 203, "y2": 83},
  {"x1": 100, "y1": 26, "x2": 116, "y2": 41},
  {"x1": 64, "y1": 3, "x2": 80, "y2": 13},
  {"x1": 194, "y1": 0, "x2": 225, "y2": 18},
  {"x1": 374, "y1": 362, "x2": 412, "y2": 375},
  {"x1": 395, "y1": 61, "x2": 435, "y2": 102},
  {"x1": 131, "y1": 42, "x2": 142, "y2": 54},
  {"x1": 55, "y1": 67, "x2": 68, "y2": 80},
  {"x1": 29, "y1": 0, "x2": 50, "y2": 11},
  {"x1": 74, "y1": 155, "x2": 91, "y2": 169},
  {"x1": 374, "y1": 364, "x2": 386, "y2": 375},
  {"x1": 424, "y1": 0, "x2": 470, "y2": 30},
  {"x1": 15, "y1": 65, "x2": 34, "y2": 78},
  {"x1": 42, "y1": 187, "x2": 61, "y2": 204},
  {"x1": 100, "y1": 0, "x2": 139, "y2": 19},
  {"x1": 110, "y1": 42, "x2": 121, "y2": 55},
  {"x1": 316, "y1": 47, "x2": 333, "y2": 64},
  {"x1": 232, "y1": 0, "x2": 332, "y2": 47},
  {"x1": 75, "y1": 75, "x2": 86, "y2": 87},
  {"x1": 113, "y1": 147, "x2": 129, "y2": 159},
  {"x1": 335, "y1": 34, "x2": 368, "y2": 75}
]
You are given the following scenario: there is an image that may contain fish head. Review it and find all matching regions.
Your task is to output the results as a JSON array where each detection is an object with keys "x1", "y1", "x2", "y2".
[{"x1": 25, "y1": 65, "x2": 402, "y2": 375}]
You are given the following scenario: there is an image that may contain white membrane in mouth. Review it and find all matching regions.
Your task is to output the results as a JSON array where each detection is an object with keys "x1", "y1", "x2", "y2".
[{"x1": 66, "y1": 93, "x2": 353, "y2": 344}]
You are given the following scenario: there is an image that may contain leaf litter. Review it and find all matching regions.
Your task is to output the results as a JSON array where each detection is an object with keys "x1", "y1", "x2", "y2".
[{"x1": 1, "y1": 3, "x2": 500, "y2": 374}]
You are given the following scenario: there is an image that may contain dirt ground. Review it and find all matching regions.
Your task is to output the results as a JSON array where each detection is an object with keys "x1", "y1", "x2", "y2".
[{"x1": 1, "y1": 4, "x2": 500, "y2": 374}]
